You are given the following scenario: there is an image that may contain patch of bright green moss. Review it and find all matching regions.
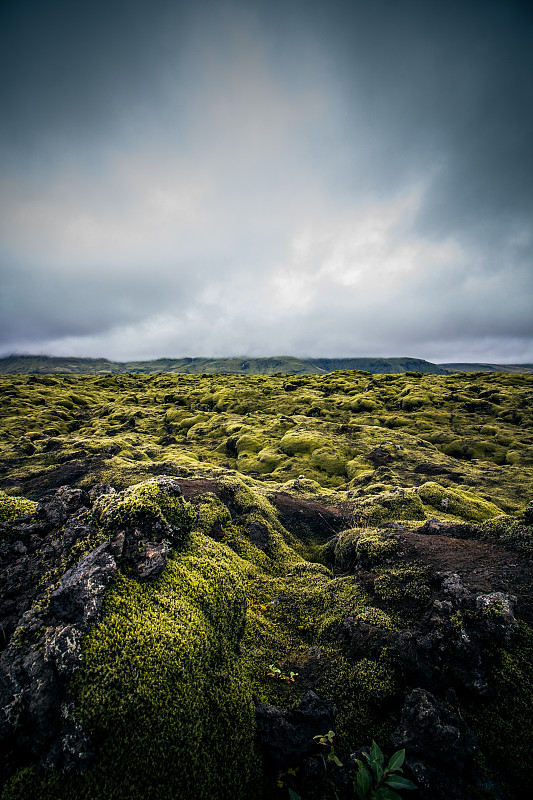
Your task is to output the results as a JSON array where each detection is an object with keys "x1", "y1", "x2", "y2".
[
  {"x1": 0, "y1": 490, "x2": 38, "y2": 522},
  {"x1": 310, "y1": 446, "x2": 348, "y2": 477},
  {"x1": 93, "y1": 479, "x2": 196, "y2": 544},
  {"x1": 442, "y1": 437, "x2": 508, "y2": 465},
  {"x1": 332, "y1": 528, "x2": 399, "y2": 572},
  {"x1": 417, "y1": 481, "x2": 502, "y2": 522},
  {"x1": 351, "y1": 487, "x2": 426, "y2": 523}
]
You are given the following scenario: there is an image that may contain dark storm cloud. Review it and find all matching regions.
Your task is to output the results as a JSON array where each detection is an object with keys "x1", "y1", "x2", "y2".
[
  {"x1": 0, "y1": 0, "x2": 189, "y2": 150},
  {"x1": 0, "y1": 0, "x2": 532, "y2": 361}
]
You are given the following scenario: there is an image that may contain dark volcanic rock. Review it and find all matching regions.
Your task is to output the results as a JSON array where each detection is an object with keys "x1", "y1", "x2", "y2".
[
  {"x1": 37, "y1": 486, "x2": 90, "y2": 527},
  {"x1": 44, "y1": 624, "x2": 84, "y2": 676},
  {"x1": 391, "y1": 687, "x2": 477, "y2": 765},
  {"x1": 255, "y1": 691, "x2": 336, "y2": 768},
  {"x1": 135, "y1": 541, "x2": 170, "y2": 579},
  {"x1": 390, "y1": 688, "x2": 480, "y2": 800},
  {"x1": 48, "y1": 542, "x2": 116, "y2": 627},
  {"x1": 88, "y1": 483, "x2": 116, "y2": 502},
  {"x1": 476, "y1": 591, "x2": 518, "y2": 644},
  {"x1": 246, "y1": 520, "x2": 270, "y2": 552},
  {"x1": 0, "y1": 483, "x2": 124, "y2": 781},
  {"x1": 0, "y1": 538, "x2": 117, "y2": 775}
]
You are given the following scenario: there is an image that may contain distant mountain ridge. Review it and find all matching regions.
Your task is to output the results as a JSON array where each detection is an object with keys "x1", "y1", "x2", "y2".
[
  {"x1": 1, "y1": 354, "x2": 532, "y2": 375},
  {"x1": 440, "y1": 362, "x2": 533, "y2": 374}
]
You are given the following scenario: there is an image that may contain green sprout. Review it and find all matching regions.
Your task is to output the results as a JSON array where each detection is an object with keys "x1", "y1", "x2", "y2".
[
  {"x1": 267, "y1": 663, "x2": 298, "y2": 683},
  {"x1": 313, "y1": 729, "x2": 343, "y2": 768},
  {"x1": 353, "y1": 741, "x2": 417, "y2": 799}
]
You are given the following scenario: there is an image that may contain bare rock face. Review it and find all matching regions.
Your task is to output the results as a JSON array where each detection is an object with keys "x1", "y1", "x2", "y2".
[
  {"x1": 48, "y1": 542, "x2": 117, "y2": 627},
  {"x1": 0, "y1": 477, "x2": 194, "y2": 783},
  {"x1": 476, "y1": 591, "x2": 518, "y2": 643},
  {"x1": 136, "y1": 541, "x2": 171, "y2": 580},
  {"x1": 0, "y1": 539, "x2": 117, "y2": 773},
  {"x1": 390, "y1": 688, "x2": 479, "y2": 800},
  {"x1": 44, "y1": 624, "x2": 84, "y2": 677},
  {"x1": 37, "y1": 486, "x2": 90, "y2": 527},
  {"x1": 440, "y1": 571, "x2": 472, "y2": 603},
  {"x1": 391, "y1": 687, "x2": 477, "y2": 765},
  {"x1": 255, "y1": 691, "x2": 336, "y2": 768}
]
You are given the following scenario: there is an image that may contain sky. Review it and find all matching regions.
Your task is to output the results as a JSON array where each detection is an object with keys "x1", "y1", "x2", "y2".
[{"x1": 1, "y1": 0, "x2": 532, "y2": 363}]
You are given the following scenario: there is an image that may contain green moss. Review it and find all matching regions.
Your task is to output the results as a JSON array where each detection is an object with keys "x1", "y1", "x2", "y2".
[
  {"x1": 442, "y1": 437, "x2": 508, "y2": 465},
  {"x1": 471, "y1": 623, "x2": 533, "y2": 798},
  {"x1": 334, "y1": 528, "x2": 399, "y2": 571},
  {"x1": 317, "y1": 575, "x2": 373, "y2": 641},
  {"x1": 0, "y1": 490, "x2": 38, "y2": 522},
  {"x1": 1, "y1": 370, "x2": 533, "y2": 799},
  {"x1": 480, "y1": 424, "x2": 498, "y2": 436},
  {"x1": 235, "y1": 433, "x2": 264, "y2": 454},
  {"x1": 476, "y1": 504, "x2": 533, "y2": 553},
  {"x1": 351, "y1": 395, "x2": 380, "y2": 412},
  {"x1": 320, "y1": 652, "x2": 398, "y2": 755},
  {"x1": 352, "y1": 607, "x2": 396, "y2": 629},
  {"x1": 255, "y1": 447, "x2": 283, "y2": 472},
  {"x1": 400, "y1": 392, "x2": 432, "y2": 411},
  {"x1": 93, "y1": 479, "x2": 196, "y2": 545},
  {"x1": 194, "y1": 492, "x2": 231, "y2": 536},
  {"x1": 310, "y1": 446, "x2": 348, "y2": 477},
  {"x1": 417, "y1": 481, "x2": 502, "y2": 522},
  {"x1": 351, "y1": 487, "x2": 426, "y2": 523},
  {"x1": 279, "y1": 430, "x2": 324, "y2": 455},
  {"x1": 373, "y1": 565, "x2": 431, "y2": 617}
]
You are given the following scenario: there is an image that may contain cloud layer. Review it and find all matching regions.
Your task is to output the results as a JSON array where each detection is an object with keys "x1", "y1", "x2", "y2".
[{"x1": 1, "y1": 0, "x2": 532, "y2": 362}]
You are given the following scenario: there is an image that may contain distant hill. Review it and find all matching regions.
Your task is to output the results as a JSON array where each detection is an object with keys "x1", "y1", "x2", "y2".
[
  {"x1": 1, "y1": 354, "x2": 531, "y2": 375},
  {"x1": 0, "y1": 354, "x2": 451, "y2": 375},
  {"x1": 441, "y1": 362, "x2": 533, "y2": 374}
]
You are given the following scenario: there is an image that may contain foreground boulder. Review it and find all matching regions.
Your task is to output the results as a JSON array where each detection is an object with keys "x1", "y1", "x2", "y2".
[
  {"x1": 1, "y1": 479, "x2": 260, "y2": 800},
  {"x1": 390, "y1": 688, "x2": 506, "y2": 800}
]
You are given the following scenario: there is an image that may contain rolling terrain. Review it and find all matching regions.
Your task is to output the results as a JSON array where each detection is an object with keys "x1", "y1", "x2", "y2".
[
  {"x1": 2, "y1": 354, "x2": 532, "y2": 376},
  {"x1": 1, "y1": 369, "x2": 532, "y2": 800}
]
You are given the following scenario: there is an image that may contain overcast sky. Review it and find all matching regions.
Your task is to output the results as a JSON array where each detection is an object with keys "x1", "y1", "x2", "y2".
[{"x1": 1, "y1": 0, "x2": 532, "y2": 363}]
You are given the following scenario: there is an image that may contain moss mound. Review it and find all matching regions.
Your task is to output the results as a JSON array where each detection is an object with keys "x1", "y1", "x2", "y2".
[
  {"x1": 417, "y1": 481, "x2": 502, "y2": 522},
  {"x1": 352, "y1": 487, "x2": 426, "y2": 523},
  {"x1": 2, "y1": 531, "x2": 258, "y2": 800},
  {"x1": 332, "y1": 528, "x2": 400, "y2": 572},
  {"x1": 0, "y1": 490, "x2": 37, "y2": 522},
  {"x1": 93, "y1": 477, "x2": 196, "y2": 545}
]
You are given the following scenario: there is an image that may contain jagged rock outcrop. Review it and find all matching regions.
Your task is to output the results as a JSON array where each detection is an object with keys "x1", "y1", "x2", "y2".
[
  {"x1": 255, "y1": 691, "x2": 336, "y2": 768},
  {"x1": 0, "y1": 538, "x2": 116, "y2": 773},
  {"x1": 389, "y1": 688, "x2": 507, "y2": 800},
  {"x1": 0, "y1": 478, "x2": 194, "y2": 782}
]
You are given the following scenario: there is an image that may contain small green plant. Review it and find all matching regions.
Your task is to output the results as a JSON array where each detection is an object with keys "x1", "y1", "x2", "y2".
[
  {"x1": 313, "y1": 730, "x2": 343, "y2": 767},
  {"x1": 353, "y1": 741, "x2": 417, "y2": 799},
  {"x1": 267, "y1": 663, "x2": 298, "y2": 683}
]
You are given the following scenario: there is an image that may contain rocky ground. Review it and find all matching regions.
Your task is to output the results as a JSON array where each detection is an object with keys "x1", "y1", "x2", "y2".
[{"x1": 0, "y1": 371, "x2": 532, "y2": 800}]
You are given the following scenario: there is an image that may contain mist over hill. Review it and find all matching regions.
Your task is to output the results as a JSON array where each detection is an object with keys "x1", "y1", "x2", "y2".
[{"x1": 2, "y1": 354, "x2": 532, "y2": 376}]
